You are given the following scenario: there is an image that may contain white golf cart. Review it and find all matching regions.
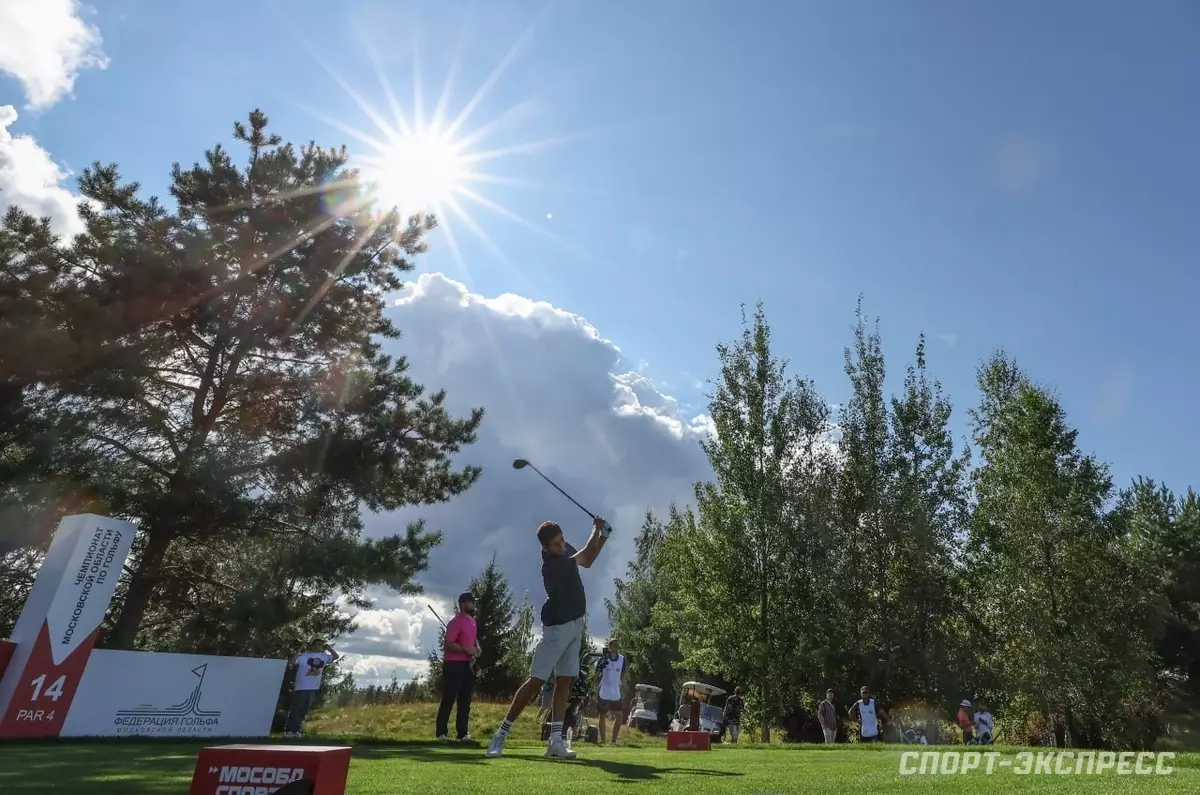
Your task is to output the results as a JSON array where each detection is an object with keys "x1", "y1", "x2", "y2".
[
  {"x1": 625, "y1": 684, "x2": 663, "y2": 734},
  {"x1": 668, "y1": 681, "x2": 728, "y2": 741}
]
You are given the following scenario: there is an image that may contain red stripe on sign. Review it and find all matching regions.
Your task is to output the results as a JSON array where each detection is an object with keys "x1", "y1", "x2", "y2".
[{"x1": 0, "y1": 622, "x2": 99, "y2": 738}]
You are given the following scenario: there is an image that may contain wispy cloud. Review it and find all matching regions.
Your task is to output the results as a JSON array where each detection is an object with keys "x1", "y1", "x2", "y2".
[{"x1": 0, "y1": 0, "x2": 108, "y2": 110}]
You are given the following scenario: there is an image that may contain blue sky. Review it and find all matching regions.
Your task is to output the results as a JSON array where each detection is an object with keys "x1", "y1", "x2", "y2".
[
  {"x1": 3, "y1": 1, "x2": 1198, "y2": 678},
  {"x1": 8, "y1": 1, "x2": 1199, "y2": 491}
]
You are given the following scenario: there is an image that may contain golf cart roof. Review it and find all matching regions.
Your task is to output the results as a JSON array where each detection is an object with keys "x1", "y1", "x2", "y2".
[
  {"x1": 681, "y1": 681, "x2": 727, "y2": 696},
  {"x1": 633, "y1": 684, "x2": 663, "y2": 692}
]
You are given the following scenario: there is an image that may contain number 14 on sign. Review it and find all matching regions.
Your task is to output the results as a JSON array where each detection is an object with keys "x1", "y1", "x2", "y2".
[
  {"x1": 32, "y1": 674, "x2": 66, "y2": 701},
  {"x1": 15, "y1": 674, "x2": 65, "y2": 723}
]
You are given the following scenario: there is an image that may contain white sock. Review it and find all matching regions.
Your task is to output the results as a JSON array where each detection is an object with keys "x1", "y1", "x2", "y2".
[
  {"x1": 550, "y1": 721, "x2": 563, "y2": 744},
  {"x1": 497, "y1": 719, "x2": 513, "y2": 738}
]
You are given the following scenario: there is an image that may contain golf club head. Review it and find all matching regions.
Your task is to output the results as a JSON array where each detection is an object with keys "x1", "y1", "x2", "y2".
[{"x1": 512, "y1": 458, "x2": 530, "y2": 469}]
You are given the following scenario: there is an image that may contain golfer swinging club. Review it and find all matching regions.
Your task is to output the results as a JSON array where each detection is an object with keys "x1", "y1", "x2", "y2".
[{"x1": 486, "y1": 515, "x2": 612, "y2": 759}]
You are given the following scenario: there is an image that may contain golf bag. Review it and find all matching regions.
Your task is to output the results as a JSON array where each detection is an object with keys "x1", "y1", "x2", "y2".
[
  {"x1": 969, "y1": 729, "x2": 993, "y2": 746},
  {"x1": 896, "y1": 717, "x2": 928, "y2": 745}
]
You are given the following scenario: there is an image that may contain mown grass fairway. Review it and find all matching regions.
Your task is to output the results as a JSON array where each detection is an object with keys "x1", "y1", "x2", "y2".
[
  {"x1": 1, "y1": 740, "x2": 1198, "y2": 794},
  {"x1": 3, "y1": 703, "x2": 1198, "y2": 793}
]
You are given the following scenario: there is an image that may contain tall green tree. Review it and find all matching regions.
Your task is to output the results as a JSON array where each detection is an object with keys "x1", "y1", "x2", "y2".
[
  {"x1": 501, "y1": 594, "x2": 535, "y2": 686},
  {"x1": 1110, "y1": 479, "x2": 1200, "y2": 704},
  {"x1": 606, "y1": 509, "x2": 683, "y2": 714},
  {"x1": 467, "y1": 557, "x2": 521, "y2": 698},
  {"x1": 660, "y1": 302, "x2": 837, "y2": 741},
  {"x1": 833, "y1": 300, "x2": 894, "y2": 688},
  {"x1": 885, "y1": 335, "x2": 973, "y2": 704},
  {"x1": 968, "y1": 352, "x2": 1158, "y2": 747},
  {"x1": 3, "y1": 110, "x2": 485, "y2": 649}
]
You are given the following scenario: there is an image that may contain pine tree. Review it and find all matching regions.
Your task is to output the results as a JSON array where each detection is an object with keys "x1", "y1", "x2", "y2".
[
  {"x1": 2, "y1": 110, "x2": 485, "y2": 648},
  {"x1": 466, "y1": 557, "x2": 519, "y2": 698}
]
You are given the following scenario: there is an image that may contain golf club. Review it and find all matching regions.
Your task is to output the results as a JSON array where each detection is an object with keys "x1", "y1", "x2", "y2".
[
  {"x1": 427, "y1": 604, "x2": 447, "y2": 629},
  {"x1": 511, "y1": 458, "x2": 595, "y2": 519}
]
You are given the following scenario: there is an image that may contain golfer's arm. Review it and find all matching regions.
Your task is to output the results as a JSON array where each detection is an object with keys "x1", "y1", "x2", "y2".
[{"x1": 573, "y1": 526, "x2": 607, "y2": 568}]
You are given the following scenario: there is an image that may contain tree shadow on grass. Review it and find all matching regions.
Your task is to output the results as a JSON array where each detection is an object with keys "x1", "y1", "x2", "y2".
[
  {"x1": 349, "y1": 743, "x2": 746, "y2": 782},
  {"x1": 0, "y1": 743, "x2": 198, "y2": 795},
  {"x1": 351, "y1": 743, "x2": 490, "y2": 765},
  {"x1": 524, "y1": 754, "x2": 744, "y2": 783}
]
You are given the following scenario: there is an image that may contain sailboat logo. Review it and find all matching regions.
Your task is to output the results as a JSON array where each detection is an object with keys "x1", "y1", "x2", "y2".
[{"x1": 116, "y1": 664, "x2": 222, "y2": 720}]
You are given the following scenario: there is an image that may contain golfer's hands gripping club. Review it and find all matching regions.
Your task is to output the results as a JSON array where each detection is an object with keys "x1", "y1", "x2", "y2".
[{"x1": 594, "y1": 515, "x2": 613, "y2": 538}]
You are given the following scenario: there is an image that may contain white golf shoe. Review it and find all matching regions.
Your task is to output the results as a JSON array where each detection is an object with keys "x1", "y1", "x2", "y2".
[
  {"x1": 485, "y1": 733, "x2": 506, "y2": 758},
  {"x1": 545, "y1": 738, "x2": 577, "y2": 759}
]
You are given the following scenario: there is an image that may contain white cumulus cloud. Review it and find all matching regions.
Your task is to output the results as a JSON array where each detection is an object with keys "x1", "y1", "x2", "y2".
[
  {"x1": 0, "y1": 106, "x2": 86, "y2": 236},
  {"x1": 0, "y1": 0, "x2": 108, "y2": 110},
  {"x1": 0, "y1": 0, "x2": 106, "y2": 236},
  {"x1": 335, "y1": 273, "x2": 715, "y2": 684}
]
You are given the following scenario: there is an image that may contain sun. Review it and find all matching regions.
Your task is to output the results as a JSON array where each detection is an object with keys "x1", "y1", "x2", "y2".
[{"x1": 365, "y1": 128, "x2": 470, "y2": 218}]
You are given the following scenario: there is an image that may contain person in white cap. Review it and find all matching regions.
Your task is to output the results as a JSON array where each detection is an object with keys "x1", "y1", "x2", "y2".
[{"x1": 957, "y1": 699, "x2": 974, "y2": 744}]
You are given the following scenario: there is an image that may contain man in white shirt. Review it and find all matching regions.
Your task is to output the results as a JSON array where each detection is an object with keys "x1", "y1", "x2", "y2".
[
  {"x1": 595, "y1": 640, "x2": 626, "y2": 744},
  {"x1": 974, "y1": 702, "x2": 994, "y2": 745},
  {"x1": 284, "y1": 640, "x2": 340, "y2": 738},
  {"x1": 848, "y1": 685, "x2": 881, "y2": 743}
]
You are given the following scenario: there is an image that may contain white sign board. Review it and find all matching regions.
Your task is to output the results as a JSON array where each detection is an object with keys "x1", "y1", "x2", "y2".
[
  {"x1": 61, "y1": 649, "x2": 285, "y2": 738},
  {"x1": 0, "y1": 514, "x2": 137, "y2": 737}
]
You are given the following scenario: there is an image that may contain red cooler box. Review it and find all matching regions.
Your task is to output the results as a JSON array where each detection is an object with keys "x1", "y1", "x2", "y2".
[{"x1": 666, "y1": 730, "x2": 711, "y2": 751}]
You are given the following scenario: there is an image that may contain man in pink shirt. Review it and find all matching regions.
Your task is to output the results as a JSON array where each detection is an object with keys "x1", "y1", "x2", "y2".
[{"x1": 437, "y1": 592, "x2": 481, "y2": 742}]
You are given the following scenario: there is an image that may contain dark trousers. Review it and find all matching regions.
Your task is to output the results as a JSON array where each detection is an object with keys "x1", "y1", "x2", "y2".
[
  {"x1": 285, "y1": 689, "x2": 318, "y2": 734},
  {"x1": 436, "y1": 661, "x2": 476, "y2": 738}
]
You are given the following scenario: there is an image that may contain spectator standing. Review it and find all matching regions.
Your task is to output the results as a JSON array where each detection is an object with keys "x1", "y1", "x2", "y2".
[
  {"x1": 818, "y1": 689, "x2": 838, "y2": 744},
  {"x1": 285, "y1": 640, "x2": 339, "y2": 738},
  {"x1": 974, "y1": 701, "x2": 994, "y2": 745},
  {"x1": 596, "y1": 640, "x2": 626, "y2": 744},
  {"x1": 436, "y1": 592, "x2": 481, "y2": 742},
  {"x1": 722, "y1": 686, "x2": 745, "y2": 743},
  {"x1": 848, "y1": 686, "x2": 881, "y2": 743},
  {"x1": 958, "y1": 699, "x2": 975, "y2": 744}
]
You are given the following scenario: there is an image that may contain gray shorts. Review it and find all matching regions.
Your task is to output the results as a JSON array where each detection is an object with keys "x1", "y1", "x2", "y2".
[{"x1": 530, "y1": 617, "x2": 584, "y2": 681}]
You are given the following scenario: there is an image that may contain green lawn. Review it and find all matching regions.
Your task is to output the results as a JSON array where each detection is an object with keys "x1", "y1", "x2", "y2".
[{"x1": 1, "y1": 740, "x2": 1197, "y2": 794}]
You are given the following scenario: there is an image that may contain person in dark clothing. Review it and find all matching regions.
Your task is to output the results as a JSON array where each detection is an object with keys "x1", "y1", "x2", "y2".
[
  {"x1": 435, "y1": 592, "x2": 480, "y2": 742},
  {"x1": 485, "y1": 515, "x2": 612, "y2": 760},
  {"x1": 722, "y1": 686, "x2": 745, "y2": 743}
]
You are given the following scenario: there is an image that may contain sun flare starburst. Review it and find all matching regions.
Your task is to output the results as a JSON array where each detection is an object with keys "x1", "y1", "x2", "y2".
[
  {"x1": 360, "y1": 126, "x2": 471, "y2": 220},
  {"x1": 273, "y1": 1, "x2": 615, "y2": 287}
]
